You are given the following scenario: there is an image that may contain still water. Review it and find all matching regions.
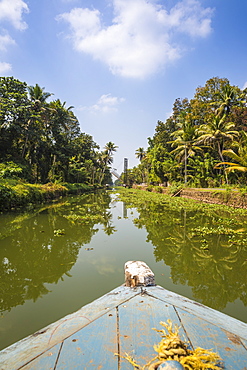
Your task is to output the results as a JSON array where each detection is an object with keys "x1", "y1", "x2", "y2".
[{"x1": 0, "y1": 189, "x2": 246, "y2": 350}]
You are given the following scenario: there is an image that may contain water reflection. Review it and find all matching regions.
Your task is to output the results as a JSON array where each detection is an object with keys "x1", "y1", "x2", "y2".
[
  {"x1": 0, "y1": 190, "x2": 247, "y2": 351},
  {"x1": 118, "y1": 190, "x2": 247, "y2": 311},
  {"x1": 0, "y1": 192, "x2": 114, "y2": 313}
]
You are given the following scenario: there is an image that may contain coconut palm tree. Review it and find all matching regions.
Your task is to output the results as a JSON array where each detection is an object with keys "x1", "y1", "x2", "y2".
[
  {"x1": 217, "y1": 149, "x2": 247, "y2": 173},
  {"x1": 135, "y1": 147, "x2": 146, "y2": 162},
  {"x1": 28, "y1": 84, "x2": 53, "y2": 102},
  {"x1": 98, "y1": 142, "x2": 118, "y2": 185},
  {"x1": 197, "y1": 114, "x2": 239, "y2": 184},
  {"x1": 47, "y1": 100, "x2": 79, "y2": 181},
  {"x1": 104, "y1": 142, "x2": 118, "y2": 157},
  {"x1": 196, "y1": 115, "x2": 239, "y2": 163},
  {"x1": 213, "y1": 83, "x2": 246, "y2": 119},
  {"x1": 21, "y1": 85, "x2": 53, "y2": 160},
  {"x1": 214, "y1": 84, "x2": 237, "y2": 117},
  {"x1": 215, "y1": 133, "x2": 247, "y2": 173},
  {"x1": 171, "y1": 112, "x2": 202, "y2": 183}
]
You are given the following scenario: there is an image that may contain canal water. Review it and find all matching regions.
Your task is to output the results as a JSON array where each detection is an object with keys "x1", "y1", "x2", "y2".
[{"x1": 0, "y1": 189, "x2": 246, "y2": 350}]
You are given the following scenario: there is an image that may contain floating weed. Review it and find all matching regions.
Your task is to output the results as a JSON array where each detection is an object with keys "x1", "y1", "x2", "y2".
[
  {"x1": 54, "y1": 229, "x2": 65, "y2": 236},
  {"x1": 190, "y1": 225, "x2": 246, "y2": 237},
  {"x1": 64, "y1": 214, "x2": 104, "y2": 224},
  {"x1": 115, "y1": 187, "x2": 247, "y2": 218}
]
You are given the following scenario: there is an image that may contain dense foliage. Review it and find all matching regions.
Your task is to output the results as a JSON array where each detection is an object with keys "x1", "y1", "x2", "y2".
[
  {"x1": 0, "y1": 77, "x2": 117, "y2": 186},
  {"x1": 127, "y1": 77, "x2": 247, "y2": 187}
]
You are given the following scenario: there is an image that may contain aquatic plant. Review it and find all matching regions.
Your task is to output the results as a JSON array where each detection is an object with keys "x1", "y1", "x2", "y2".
[
  {"x1": 114, "y1": 188, "x2": 247, "y2": 310},
  {"x1": 54, "y1": 229, "x2": 65, "y2": 236}
]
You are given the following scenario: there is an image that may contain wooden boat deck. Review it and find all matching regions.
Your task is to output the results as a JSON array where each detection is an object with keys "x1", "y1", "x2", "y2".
[
  {"x1": 1, "y1": 260, "x2": 247, "y2": 370},
  {"x1": 1, "y1": 285, "x2": 247, "y2": 370}
]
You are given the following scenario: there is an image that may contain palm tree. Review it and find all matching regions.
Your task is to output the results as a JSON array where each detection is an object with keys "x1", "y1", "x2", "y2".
[
  {"x1": 104, "y1": 141, "x2": 118, "y2": 157},
  {"x1": 214, "y1": 84, "x2": 242, "y2": 118},
  {"x1": 217, "y1": 149, "x2": 247, "y2": 173},
  {"x1": 135, "y1": 147, "x2": 146, "y2": 162},
  {"x1": 28, "y1": 84, "x2": 53, "y2": 110},
  {"x1": 48, "y1": 100, "x2": 79, "y2": 181},
  {"x1": 21, "y1": 85, "x2": 53, "y2": 160},
  {"x1": 171, "y1": 112, "x2": 202, "y2": 183},
  {"x1": 197, "y1": 115, "x2": 239, "y2": 184},
  {"x1": 196, "y1": 115, "x2": 239, "y2": 163},
  {"x1": 99, "y1": 142, "x2": 118, "y2": 185},
  {"x1": 49, "y1": 99, "x2": 75, "y2": 129},
  {"x1": 215, "y1": 133, "x2": 247, "y2": 173}
]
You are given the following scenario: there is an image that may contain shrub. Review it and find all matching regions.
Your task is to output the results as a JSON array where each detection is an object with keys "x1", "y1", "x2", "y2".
[
  {"x1": 0, "y1": 180, "x2": 96, "y2": 212},
  {"x1": 63, "y1": 182, "x2": 92, "y2": 194},
  {"x1": 167, "y1": 183, "x2": 184, "y2": 196},
  {"x1": 0, "y1": 162, "x2": 24, "y2": 179},
  {"x1": 0, "y1": 184, "x2": 15, "y2": 210},
  {"x1": 41, "y1": 182, "x2": 67, "y2": 199},
  {"x1": 153, "y1": 186, "x2": 163, "y2": 193}
]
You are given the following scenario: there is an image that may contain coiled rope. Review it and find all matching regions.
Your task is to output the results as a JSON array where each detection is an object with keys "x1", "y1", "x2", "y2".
[{"x1": 117, "y1": 320, "x2": 223, "y2": 370}]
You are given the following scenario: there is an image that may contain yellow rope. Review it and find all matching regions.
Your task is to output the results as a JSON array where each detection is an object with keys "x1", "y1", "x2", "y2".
[{"x1": 116, "y1": 320, "x2": 223, "y2": 370}]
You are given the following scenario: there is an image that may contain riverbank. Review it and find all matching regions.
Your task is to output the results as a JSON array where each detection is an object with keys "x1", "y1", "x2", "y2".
[
  {"x1": 0, "y1": 181, "x2": 98, "y2": 212},
  {"x1": 180, "y1": 188, "x2": 247, "y2": 209},
  {"x1": 133, "y1": 184, "x2": 247, "y2": 209}
]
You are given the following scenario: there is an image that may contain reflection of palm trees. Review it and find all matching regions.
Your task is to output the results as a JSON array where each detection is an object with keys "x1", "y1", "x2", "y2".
[
  {"x1": 0, "y1": 192, "x2": 115, "y2": 312},
  {"x1": 191, "y1": 242, "x2": 243, "y2": 310},
  {"x1": 25, "y1": 283, "x2": 51, "y2": 303},
  {"x1": 123, "y1": 202, "x2": 127, "y2": 218},
  {"x1": 103, "y1": 224, "x2": 117, "y2": 236},
  {"x1": 121, "y1": 192, "x2": 247, "y2": 311},
  {"x1": 102, "y1": 210, "x2": 117, "y2": 236}
]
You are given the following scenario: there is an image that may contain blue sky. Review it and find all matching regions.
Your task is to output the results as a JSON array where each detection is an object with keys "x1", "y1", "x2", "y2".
[{"x1": 0, "y1": 0, "x2": 247, "y2": 173}]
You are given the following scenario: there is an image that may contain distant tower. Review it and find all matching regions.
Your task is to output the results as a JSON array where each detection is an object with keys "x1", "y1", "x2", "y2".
[{"x1": 124, "y1": 158, "x2": 128, "y2": 185}]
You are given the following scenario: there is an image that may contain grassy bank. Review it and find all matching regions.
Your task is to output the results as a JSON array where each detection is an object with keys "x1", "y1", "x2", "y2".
[
  {"x1": 132, "y1": 183, "x2": 247, "y2": 209},
  {"x1": 0, "y1": 180, "x2": 97, "y2": 212}
]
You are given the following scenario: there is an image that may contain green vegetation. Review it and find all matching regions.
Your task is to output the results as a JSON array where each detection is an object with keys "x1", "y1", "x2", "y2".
[
  {"x1": 0, "y1": 179, "x2": 96, "y2": 211},
  {"x1": 115, "y1": 187, "x2": 247, "y2": 309},
  {"x1": 121, "y1": 77, "x2": 247, "y2": 188},
  {"x1": 0, "y1": 192, "x2": 115, "y2": 312},
  {"x1": 0, "y1": 77, "x2": 118, "y2": 210},
  {"x1": 0, "y1": 78, "x2": 117, "y2": 181}
]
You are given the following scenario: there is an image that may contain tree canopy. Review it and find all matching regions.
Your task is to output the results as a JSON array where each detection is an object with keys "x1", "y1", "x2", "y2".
[
  {"x1": 127, "y1": 77, "x2": 247, "y2": 187},
  {"x1": 0, "y1": 77, "x2": 117, "y2": 185}
]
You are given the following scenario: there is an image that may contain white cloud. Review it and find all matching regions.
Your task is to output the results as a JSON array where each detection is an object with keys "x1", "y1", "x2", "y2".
[
  {"x1": 58, "y1": 7, "x2": 101, "y2": 38},
  {"x1": 57, "y1": 0, "x2": 214, "y2": 79},
  {"x1": 168, "y1": 0, "x2": 213, "y2": 37},
  {"x1": 0, "y1": 32, "x2": 15, "y2": 51},
  {"x1": 0, "y1": 0, "x2": 29, "y2": 30},
  {"x1": 0, "y1": 0, "x2": 29, "y2": 73},
  {"x1": 0, "y1": 61, "x2": 12, "y2": 73},
  {"x1": 79, "y1": 93, "x2": 125, "y2": 113}
]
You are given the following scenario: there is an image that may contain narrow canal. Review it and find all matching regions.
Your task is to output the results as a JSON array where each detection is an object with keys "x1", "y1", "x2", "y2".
[{"x1": 0, "y1": 189, "x2": 247, "y2": 350}]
